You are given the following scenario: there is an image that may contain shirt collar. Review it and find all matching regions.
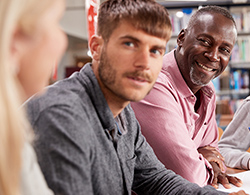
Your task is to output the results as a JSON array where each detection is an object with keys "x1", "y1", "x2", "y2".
[{"x1": 162, "y1": 50, "x2": 214, "y2": 99}]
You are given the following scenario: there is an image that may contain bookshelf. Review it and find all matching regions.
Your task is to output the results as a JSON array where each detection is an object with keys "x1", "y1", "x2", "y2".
[{"x1": 221, "y1": 6, "x2": 250, "y2": 113}]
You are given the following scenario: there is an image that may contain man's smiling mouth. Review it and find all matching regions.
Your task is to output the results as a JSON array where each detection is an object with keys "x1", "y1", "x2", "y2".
[{"x1": 197, "y1": 62, "x2": 216, "y2": 72}]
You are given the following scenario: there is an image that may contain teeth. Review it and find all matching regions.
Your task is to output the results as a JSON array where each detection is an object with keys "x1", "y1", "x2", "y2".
[{"x1": 197, "y1": 62, "x2": 213, "y2": 72}]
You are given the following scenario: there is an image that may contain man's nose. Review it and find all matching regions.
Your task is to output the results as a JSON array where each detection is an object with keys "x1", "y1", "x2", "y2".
[
  {"x1": 204, "y1": 48, "x2": 220, "y2": 62},
  {"x1": 134, "y1": 49, "x2": 150, "y2": 69}
]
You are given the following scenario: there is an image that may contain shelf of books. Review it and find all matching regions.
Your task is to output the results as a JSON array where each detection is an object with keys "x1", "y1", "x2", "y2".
[{"x1": 219, "y1": 6, "x2": 250, "y2": 114}]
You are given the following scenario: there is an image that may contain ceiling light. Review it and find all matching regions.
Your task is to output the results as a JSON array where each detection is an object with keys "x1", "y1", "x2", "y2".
[{"x1": 176, "y1": 11, "x2": 184, "y2": 18}]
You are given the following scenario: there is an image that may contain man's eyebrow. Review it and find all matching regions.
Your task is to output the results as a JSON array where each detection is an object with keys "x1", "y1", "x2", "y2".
[
  {"x1": 151, "y1": 45, "x2": 167, "y2": 51},
  {"x1": 198, "y1": 33, "x2": 234, "y2": 48},
  {"x1": 119, "y1": 35, "x2": 166, "y2": 50},
  {"x1": 197, "y1": 33, "x2": 214, "y2": 41},
  {"x1": 119, "y1": 35, "x2": 140, "y2": 42}
]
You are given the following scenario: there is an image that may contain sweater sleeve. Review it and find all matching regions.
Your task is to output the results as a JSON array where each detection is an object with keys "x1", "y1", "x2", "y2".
[{"x1": 219, "y1": 99, "x2": 250, "y2": 170}]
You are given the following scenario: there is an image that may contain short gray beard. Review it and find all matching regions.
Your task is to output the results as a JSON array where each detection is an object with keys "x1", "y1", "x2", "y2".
[{"x1": 190, "y1": 66, "x2": 210, "y2": 87}]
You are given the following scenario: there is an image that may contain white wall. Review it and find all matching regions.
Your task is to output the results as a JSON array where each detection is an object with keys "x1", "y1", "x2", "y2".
[
  {"x1": 61, "y1": 0, "x2": 88, "y2": 40},
  {"x1": 57, "y1": 0, "x2": 90, "y2": 80}
]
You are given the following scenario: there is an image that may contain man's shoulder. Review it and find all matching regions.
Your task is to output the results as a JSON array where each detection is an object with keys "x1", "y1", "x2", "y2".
[
  {"x1": 155, "y1": 68, "x2": 186, "y2": 98},
  {"x1": 158, "y1": 51, "x2": 183, "y2": 90},
  {"x1": 25, "y1": 78, "x2": 91, "y2": 123},
  {"x1": 30, "y1": 80, "x2": 86, "y2": 108}
]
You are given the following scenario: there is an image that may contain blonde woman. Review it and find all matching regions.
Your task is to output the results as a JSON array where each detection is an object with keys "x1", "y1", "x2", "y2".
[{"x1": 0, "y1": 0, "x2": 67, "y2": 194}]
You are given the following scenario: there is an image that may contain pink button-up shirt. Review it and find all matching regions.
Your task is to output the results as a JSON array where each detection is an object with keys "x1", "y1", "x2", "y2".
[{"x1": 131, "y1": 50, "x2": 219, "y2": 187}]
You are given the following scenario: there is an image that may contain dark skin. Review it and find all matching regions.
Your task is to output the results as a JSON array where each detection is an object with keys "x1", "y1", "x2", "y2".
[
  {"x1": 210, "y1": 161, "x2": 242, "y2": 189},
  {"x1": 198, "y1": 146, "x2": 243, "y2": 189},
  {"x1": 175, "y1": 12, "x2": 242, "y2": 189}
]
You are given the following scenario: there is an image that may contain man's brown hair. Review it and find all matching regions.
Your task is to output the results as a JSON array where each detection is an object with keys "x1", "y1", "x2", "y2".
[{"x1": 97, "y1": 0, "x2": 172, "y2": 43}]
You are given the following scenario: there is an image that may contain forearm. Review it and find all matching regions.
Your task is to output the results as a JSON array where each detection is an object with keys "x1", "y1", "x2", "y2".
[
  {"x1": 220, "y1": 148, "x2": 250, "y2": 170},
  {"x1": 219, "y1": 102, "x2": 250, "y2": 169}
]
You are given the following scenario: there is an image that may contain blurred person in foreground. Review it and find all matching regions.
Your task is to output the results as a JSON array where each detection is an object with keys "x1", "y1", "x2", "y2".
[
  {"x1": 0, "y1": 0, "x2": 67, "y2": 194},
  {"x1": 25, "y1": 0, "x2": 246, "y2": 195},
  {"x1": 132, "y1": 5, "x2": 242, "y2": 189},
  {"x1": 219, "y1": 96, "x2": 250, "y2": 170}
]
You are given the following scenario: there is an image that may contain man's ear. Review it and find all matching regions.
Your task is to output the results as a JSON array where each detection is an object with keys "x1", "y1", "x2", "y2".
[
  {"x1": 177, "y1": 29, "x2": 186, "y2": 47},
  {"x1": 89, "y1": 35, "x2": 103, "y2": 61}
]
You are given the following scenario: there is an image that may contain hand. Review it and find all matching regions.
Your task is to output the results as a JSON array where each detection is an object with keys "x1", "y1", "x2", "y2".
[
  {"x1": 198, "y1": 145, "x2": 225, "y2": 171},
  {"x1": 229, "y1": 190, "x2": 249, "y2": 195},
  {"x1": 210, "y1": 161, "x2": 243, "y2": 189}
]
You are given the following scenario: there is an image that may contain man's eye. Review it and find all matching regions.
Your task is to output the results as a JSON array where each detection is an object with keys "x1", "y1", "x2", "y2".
[
  {"x1": 198, "y1": 38, "x2": 210, "y2": 46},
  {"x1": 221, "y1": 47, "x2": 230, "y2": 54},
  {"x1": 203, "y1": 40, "x2": 209, "y2": 45},
  {"x1": 124, "y1": 42, "x2": 135, "y2": 47},
  {"x1": 151, "y1": 49, "x2": 161, "y2": 55}
]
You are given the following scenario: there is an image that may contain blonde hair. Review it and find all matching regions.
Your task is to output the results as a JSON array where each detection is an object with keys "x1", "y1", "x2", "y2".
[{"x1": 0, "y1": 0, "x2": 56, "y2": 194}]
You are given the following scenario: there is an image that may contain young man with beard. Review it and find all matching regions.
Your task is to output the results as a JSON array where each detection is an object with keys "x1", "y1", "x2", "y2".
[
  {"x1": 132, "y1": 5, "x2": 242, "y2": 189},
  {"x1": 26, "y1": 1, "x2": 246, "y2": 195}
]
